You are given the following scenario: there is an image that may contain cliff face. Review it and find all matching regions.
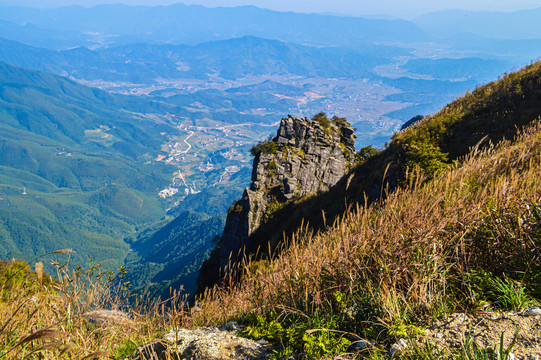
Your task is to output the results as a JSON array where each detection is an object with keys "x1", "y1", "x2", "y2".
[{"x1": 219, "y1": 114, "x2": 356, "y2": 266}]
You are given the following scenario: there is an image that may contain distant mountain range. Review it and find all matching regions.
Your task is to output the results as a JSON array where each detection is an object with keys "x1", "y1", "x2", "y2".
[
  {"x1": 0, "y1": 4, "x2": 425, "y2": 49},
  {"x1": 0, "y1": 4, "x2": 539, "y2": 55},
  {"x1": 0, "y1": 36, "x2": 408, "y2": 83},
  {"x1": 0, "y1": 34, "x2": 519, "y2": 141}
]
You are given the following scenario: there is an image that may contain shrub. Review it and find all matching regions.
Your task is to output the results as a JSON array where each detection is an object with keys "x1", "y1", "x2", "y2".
[
  {"x1": 405, "y1": 139, "x2": 449, "y2": 179},
  {"x1": 357, "y1": 145, "x2": 378, "y2": 162},
  {"x1": 228, "y1": 202, "x2": 244, "y2": 214},
  {"x1": 332, "y1": 116, "x2": 349, "y2": 128},
  {"x1": 251, "y1": 140, "x2": 279, "y2": 156},
  {"x1": 312, "y1": 112, "x2": 331, "y2": 129}
]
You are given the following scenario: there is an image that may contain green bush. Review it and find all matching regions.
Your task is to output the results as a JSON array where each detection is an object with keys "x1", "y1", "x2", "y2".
[
  {"x1": 0, "y1": 261, "x2": 51, "y2": 301},
  {"x1": 357, "y1": 145, "x2": 378, "y2": 162},
  {"x1": 312, "y1": 112, "x2": 331, "y2": 129},
  {"x1": 251, "y1": 140, "x2": 279, "y2": 156},
  {"x1": 243, "y1": 309, "x2": 352, "y2": 360},
  {"x1": 406, "y1": 139, "x2": 449, "y2": 179}
]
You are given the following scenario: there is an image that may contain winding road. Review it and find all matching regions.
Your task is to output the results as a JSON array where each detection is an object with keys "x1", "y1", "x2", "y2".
[{"x1": 182, "y1": 131, "x2": 194, "y2": 154}]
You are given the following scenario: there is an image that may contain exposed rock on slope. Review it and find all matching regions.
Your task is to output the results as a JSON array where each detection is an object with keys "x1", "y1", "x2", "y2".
[
  {"x1": 408, "y1": 310, "x2": 541, "y2": 358},
  {"x1": 218, "y1": 114, "x2": 356, "y2": 266},
  {"x1": 131, "y1": 322, "x2": 271, "y2": 360}
]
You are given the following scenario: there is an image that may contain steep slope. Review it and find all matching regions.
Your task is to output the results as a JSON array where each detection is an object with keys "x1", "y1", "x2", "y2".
[
  {"x1": 124, "y1": 211, "x2": 225, "y2": 299},
  {"x1": 199, "y1": 60, "x2": 541, "y2": 282},
  {"x1": 0, "y1": 62, "x2": 177, "y2": 270},
  {"x1": 198, "y1": 114, "x2": 355, "y2": 289},
  {"x1": 193, "y1": 62, "x2": 541, "y2": 359}
]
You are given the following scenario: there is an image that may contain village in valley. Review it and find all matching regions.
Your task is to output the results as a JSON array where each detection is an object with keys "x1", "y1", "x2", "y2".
[{"x1": 155, "y1": 122, "x2": 258, "y2": 203}]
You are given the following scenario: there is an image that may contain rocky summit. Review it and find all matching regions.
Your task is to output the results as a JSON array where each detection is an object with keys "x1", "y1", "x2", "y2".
[{"x1": 218, "y1": 114, "x2": 356, "y2": 266}]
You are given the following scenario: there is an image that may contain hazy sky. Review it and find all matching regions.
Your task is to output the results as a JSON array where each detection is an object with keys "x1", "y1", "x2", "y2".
[{"x1": 1, "y1": 0, "x2": 540, "y2": 18}]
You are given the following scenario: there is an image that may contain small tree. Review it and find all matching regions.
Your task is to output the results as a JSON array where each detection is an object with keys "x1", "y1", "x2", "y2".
[
  {"x1": 312, "y1": 112, "x2": 331, "y2": 129},
  {"x1": 406, "y1": 140, "x2": 449, "y2": 179},
  {"x1": 251, "y1": 140, "x2": 279, "y2": 156},
  {"x1": 357, "y1": 145, "x2": 378, "y2": 162}
]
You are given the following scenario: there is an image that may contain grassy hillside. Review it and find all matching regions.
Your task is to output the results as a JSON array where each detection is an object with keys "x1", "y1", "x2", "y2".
[
  {"x1": 0, "y1": 61, "x2": 178, "y2": 271},
  {"x1": 1, "y1": 61, "x2": 540, "y2": 359},
  {"x1": 192, "y1": 64, "x2": 541, "y2": 358},
  {"x1": 212, "y1": 60, "x2": 541, "y2": 266}
]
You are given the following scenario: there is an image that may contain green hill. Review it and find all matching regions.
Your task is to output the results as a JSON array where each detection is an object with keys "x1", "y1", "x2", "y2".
[
  {"x1": 0, "y1": 61, "x2": 178, "y2": 271},
  {"x1": 124, "y1": 211, "x2": 225, "y2": 299}
]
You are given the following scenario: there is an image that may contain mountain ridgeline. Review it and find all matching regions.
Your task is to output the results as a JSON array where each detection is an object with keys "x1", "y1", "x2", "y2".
[{"x1": 0, "y1": 4, "x2": 425, "y2": 49}]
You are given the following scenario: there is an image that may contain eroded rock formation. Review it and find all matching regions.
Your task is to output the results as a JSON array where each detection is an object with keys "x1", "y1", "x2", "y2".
[{"x1": 219, "y1": 114, "x2": 356, "y2": 266}]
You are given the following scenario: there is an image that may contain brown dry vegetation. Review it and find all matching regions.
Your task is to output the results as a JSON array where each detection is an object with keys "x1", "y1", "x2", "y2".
[
  {"x1": 194, "y1": 121, "x2": 541, "y2": 357},
  {"x1": 0, "y1": 255, "x2": 191, "y2": 359}
]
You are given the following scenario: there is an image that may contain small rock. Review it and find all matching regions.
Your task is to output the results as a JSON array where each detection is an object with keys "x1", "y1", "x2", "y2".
[
  {"x1": 522, "y1": 308, "x2": 541, "y2": 317},
  {"x1": 145, "y1": 325, "x2": 272, "y2": 360},
  {"x1": 219, "y1": 321, "x2": 241, "y2": 332},
  {"x1": 350, "y1": 339, "x2": 374, "y2": 350},
  {"x1": 389, "y1": 339, "x2": 408, "y2": 357},
  {"x1": 342, "y1": 305, "x2": 357, "y2": 318}
]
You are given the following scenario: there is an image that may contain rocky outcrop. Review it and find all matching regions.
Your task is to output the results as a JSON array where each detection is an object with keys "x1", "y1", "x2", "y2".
[
  {"x1": 130, "y1": 321, "x2": 271, "y2": 360},
  {"x1": 218, "y1": 114, "x2": 356, "y2": 266}
]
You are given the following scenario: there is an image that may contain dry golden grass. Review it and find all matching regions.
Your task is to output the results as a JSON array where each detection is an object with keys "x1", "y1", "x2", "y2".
[
  {"x1": 194, "y1": 120, "x2": 541, "y2": 332},
  {"x1": 0, "y1": 254, "x2": 191, "y2": 359}
]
